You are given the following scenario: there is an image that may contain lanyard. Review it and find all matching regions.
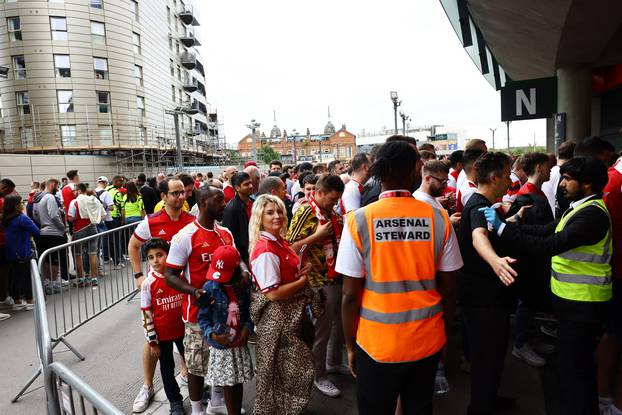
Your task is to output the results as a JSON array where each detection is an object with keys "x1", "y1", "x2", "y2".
[{"x1": 379, "y1": 190, "x2": 413, "y2": 199}]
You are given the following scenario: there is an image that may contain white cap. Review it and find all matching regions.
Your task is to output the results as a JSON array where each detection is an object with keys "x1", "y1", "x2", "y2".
[{"x1": 97, "y1": 176, "x2": 109, "y2": 183}]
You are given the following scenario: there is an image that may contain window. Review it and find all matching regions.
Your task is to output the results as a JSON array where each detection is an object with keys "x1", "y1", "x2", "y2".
[
  {"x1": 98, "y1": 126, "x2": 113, "y2": 145},
  {"x1": 132, "y1": 32, "x2": 141, "y2": 54},
  {"x1": 139, "y1": 126, "x2": 146, "y2": 144},
  {"x1": 57, "y1": 90, "x2": 74, "y2": 113},
  {"x1": 169, "y1": 59, "x2": 174, "y2": 76},
  {"x1": 7, "y1": 17, "x2": 21, "y2": 41},
  {"x1": 12, "y1": 55, "x2": 26, "y2": 79},
  {"x1": 60, "y1": 125, "x2": 76, "y2": 145},
  {"x1": 169, "y1": 34, "x2": 173, "y2": 50},
  {"x1": 171, "y1": 85, "x2": 176, "y2": 102},
  {"x1": 90, "y1": 0, "x2": 103, "y2": 9},
  {"x1": 50, "y1": 17, "x2": 68, "y2": 40},
  {"x1": 132, "y1": 0, "x2": 139, "y2": 21},
  {"x1": 97, "y1": 91, "x2": 110, "y2": 113},
  {"x1": 136, "y1": 96, "x2": 145, "y2": 117},
  {"x1": 93, "y1": 57, "x2": 108, "y2": 79},
  {"x1": 167, "y1": 6, "x2": 171, "y2": 24},
  {"x1": 91, "y1": 21, "x2": 105, "y2": 44},
  {"x1": 134, "y1": 65, "x2": 143, "y2": 86},
  {"x1": 20, "y1": 127, "x2": 34, "y2": 147},
  {"x1": 175, "y1": 41, "x2": 180, "y2": 54},
  {"x1": 16, "y1": 91, "x2": 30, "y2": 115},
  {"x1": 177, "y1": 66, "x2": 181, "y2": 81},
  {"x1": 54, "y1": 54, "x2": 71, "y2": 77}
]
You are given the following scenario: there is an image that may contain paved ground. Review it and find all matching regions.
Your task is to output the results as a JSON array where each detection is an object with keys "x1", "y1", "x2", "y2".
[{"x1": 1, "y1": 266, "x2": 557, "y2": 414}]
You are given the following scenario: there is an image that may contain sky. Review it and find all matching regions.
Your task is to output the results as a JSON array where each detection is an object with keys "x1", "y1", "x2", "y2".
[{"x1": 197, "y1": 0, "x2": 545, "y2": 150}]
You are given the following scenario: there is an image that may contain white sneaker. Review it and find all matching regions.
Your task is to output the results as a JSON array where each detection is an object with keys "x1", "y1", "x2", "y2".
[
  {"x1": 0, "y1": 296, "x2": 15, "y2": 310},
  {"x1": 326, "y1": 364, "x2": 351, "y2": 376},
  {"x1": 13, "y1": 301, "x2": 26, "y2": 311},
  {"x1": 25, "y1": 303, "x2": 34, "y2": 311},
  {"x1": 132, "y1": 385, "x2": 154, "y2": 413},
  {"x1": 205, "y1": 400, "x2": 246, "y2": 414},
  {"x1": 0, "y1": 313, "x2": 11, "y2": 321},
  {"x1": 512, "y1": 344, "x2": 546, "y2": 367},
  {"x1": 314, "y1": 377, "x2": 341, "y2": 397}
]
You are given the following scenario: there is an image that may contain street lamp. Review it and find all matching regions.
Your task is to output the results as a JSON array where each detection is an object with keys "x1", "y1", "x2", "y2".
[
  {"x1": 400, "y1": 111, "x2": 410, "y2": 135},
  {"x1": 165, "y1": 103, "x2": 199, "y2": 172},
  {"x1": 390, "y1": 91, "x2": 401, "y2": 134},
  {"x1": 291, "y1": 128, "x2": 298, "y2": 164},
  {"x1": 489, "y1": 127, "x2": 497, "y2": 149},
  {"x1": 246, "y1": 119, "x2": 261, "y2": 162}
]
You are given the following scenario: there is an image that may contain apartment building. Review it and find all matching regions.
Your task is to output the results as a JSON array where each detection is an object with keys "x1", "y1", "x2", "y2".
[{"x1": 0, "y1": 0, "x2": 223, "y2": 168}]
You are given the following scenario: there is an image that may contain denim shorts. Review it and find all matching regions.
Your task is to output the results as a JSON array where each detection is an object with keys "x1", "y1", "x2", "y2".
[{"x1": 73, "y1": 225, "x2": 98, "y2": 255}]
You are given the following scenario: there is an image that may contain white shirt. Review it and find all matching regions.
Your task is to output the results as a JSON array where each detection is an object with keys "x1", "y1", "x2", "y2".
[
  {"x1": 96, "y1": 187, "x2": 113, "y2": 222},
  {"x1": 456, "y1": 169, "x2": 467, "y2": 195},
  {"x1": 290, "y1": 181, "x2": 301, "y2": 198},
  {"x1": 448, "y1": 168, "x2": 458, "y2": 190},
  {"x1": 542, "y1": 165, "x2": 560, "y2": 218},
  {"x1": 458, "y1": 179, "x2": 477, "y2": 209},
  {"x1": 335, "y1": 190, "x2": 464, "y2": 278},
  {"x1": 340, "y1": 179, "x2": 363, "y2": 215}
]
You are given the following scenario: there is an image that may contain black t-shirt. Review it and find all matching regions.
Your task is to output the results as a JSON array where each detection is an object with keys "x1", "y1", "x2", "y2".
[
  {"x1": 140, "y1": 184, "x2": 159, "y2": 215},
  {"x1": 458, "y1": 192, "x2": 516, "y2": 308}
]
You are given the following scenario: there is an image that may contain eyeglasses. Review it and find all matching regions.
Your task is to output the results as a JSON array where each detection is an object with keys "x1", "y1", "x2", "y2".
[
  {"x1": 168, "y1": 191, "x2": 184, "y2": 197},
  {"x1": 429, "y1": 175, "x2": 448, "y2": 185}
]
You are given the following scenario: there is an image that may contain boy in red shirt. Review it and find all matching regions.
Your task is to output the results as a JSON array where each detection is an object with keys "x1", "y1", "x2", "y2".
[{"x1": 141, "y1": 238, "x2": 185, "y2": 415}]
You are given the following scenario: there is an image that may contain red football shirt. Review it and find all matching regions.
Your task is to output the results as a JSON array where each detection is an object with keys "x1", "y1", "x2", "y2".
[
  {"x1": 133, "y1": 208, "x2": 195, "y2": 243},
  {"x1": 68, "y1": 199, "x2": 91, "y2": 232},
  {"x1": 223, "y1": 184, "x2": 235, "y2": 204},
  {"x1": 140, "y1": 271, "x2": 184, "y2": 341},
  {"x1": 166, "y1": 221, "x2": 235, "y2": 323},
  {"x1": 517, "y1": 182, "x2": 545, "y2": 197},
  {"x1": 604, "y1": 162, "x2": 622, "y2": 279},
  {"x1": 61, "y1": 183, "x2": 76, "y2": 215},
  {"x1": 250, "y1": 231, "x2": 299, "y2": 293}
]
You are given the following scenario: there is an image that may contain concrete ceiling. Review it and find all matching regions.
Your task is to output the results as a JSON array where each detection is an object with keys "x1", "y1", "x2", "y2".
[{"x1": 467, "y1": 0, "x2": 622, "y2": 80}]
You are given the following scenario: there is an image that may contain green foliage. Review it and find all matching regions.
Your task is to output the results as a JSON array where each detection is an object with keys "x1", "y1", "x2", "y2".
[{"x1": 259, "y1": 145, "x2": 280, "y2": 164}]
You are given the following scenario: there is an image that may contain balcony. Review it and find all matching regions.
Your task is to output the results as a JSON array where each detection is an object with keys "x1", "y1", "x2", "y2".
[
  {"x1": 180, "y1": 52, "x2": 196, "y2": 70},
  {"x1": 178, "y1": 8, "x2": 199, "y2": 26},
  {"x1": 183, "y1": 78, "x2": 198, "y2": 93},
  {"x1": 179, "y1": 32, "x2": 201, "y2": 48}
]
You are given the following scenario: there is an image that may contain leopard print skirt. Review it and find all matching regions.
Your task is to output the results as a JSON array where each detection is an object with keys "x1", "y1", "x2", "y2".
[{"x1": 250, "y1": 286, "x2": 323, "y2": 415}]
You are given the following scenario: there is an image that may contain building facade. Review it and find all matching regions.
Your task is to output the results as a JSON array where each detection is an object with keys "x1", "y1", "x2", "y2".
[
  {"x1": 0, "y1": 0, "x2": 223, "y2": 171},
  {"x1": 238, "y1": 122, "x2": 357, "y2": 163}
]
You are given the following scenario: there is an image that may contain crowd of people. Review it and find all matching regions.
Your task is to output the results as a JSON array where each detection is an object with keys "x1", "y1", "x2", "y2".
[{"x1": 0, "y1": 133, "x2": 621, "y2": 415}]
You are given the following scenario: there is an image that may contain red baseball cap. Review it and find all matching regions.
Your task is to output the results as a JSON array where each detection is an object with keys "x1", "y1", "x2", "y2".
[
  {"x1": 243, "y1": 160, "x2": 258, "y2": 168},
  {"x1": 206, "y1": 246, "x2": 241, "y2": 283}
]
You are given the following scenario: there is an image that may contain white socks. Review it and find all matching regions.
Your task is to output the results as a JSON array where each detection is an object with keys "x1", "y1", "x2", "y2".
[
  {"x1": 210, "y1": 386, "x2": 224, "y2": 407},
  {"x1": 190, "y1": 399, "x2": 202, "y2": 415}
]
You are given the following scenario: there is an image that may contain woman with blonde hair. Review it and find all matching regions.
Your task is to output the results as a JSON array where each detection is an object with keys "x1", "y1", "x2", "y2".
[{"x1": 249, "y1": 194, "x2": 322, "y2": 415}]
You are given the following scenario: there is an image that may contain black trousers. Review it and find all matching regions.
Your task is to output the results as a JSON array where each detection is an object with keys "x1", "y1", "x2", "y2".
[
  {"x1": 356, "y1": 345, "x2": 440, "y2": 415},
  {"x1": 9, "y1": 261, "x2": 32, "y2": 301},
  {"x1": 557, "y1": 317, "x2": 600, "y2": 415},
  {"x1": 158, "y1": 337, "x2": 185, "y2": 405},
  {"x1": 463, "y1": 306, "x2": 511, "y2": 415}
]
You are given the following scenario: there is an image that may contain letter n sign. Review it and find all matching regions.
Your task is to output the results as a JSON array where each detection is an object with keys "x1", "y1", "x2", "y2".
[{"x1": 500, "y1": 77, "x2": 557, "y2": 121}]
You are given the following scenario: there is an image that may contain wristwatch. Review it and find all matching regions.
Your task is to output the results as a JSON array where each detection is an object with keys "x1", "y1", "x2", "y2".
[{"x1": 134, "y1": 272, "x2": 144, "y2": 279}]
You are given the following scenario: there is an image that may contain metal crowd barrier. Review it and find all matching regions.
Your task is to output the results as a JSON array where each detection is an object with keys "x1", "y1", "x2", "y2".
[
  {"x1": 13, "y1": 222, "x2": 140, "y2": 405},
  {"x1": 22, "y1": 258, "x2": 123, "y2": 414}
]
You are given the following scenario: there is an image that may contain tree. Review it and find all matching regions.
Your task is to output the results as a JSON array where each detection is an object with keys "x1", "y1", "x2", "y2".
[{"x1": 259, "y1": 145, "x2": 280, "y2": 164}]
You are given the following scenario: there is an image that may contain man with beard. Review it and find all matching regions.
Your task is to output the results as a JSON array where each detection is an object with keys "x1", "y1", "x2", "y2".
[
  {"x1": 482, "y1": 157, "x2": 612, "y2": 415},
  {"x1": 128, "y1": 178, "x2": 195, "y2": 413},
  {"x1": 415, "y1": 160, "x2": 463, "y2": 226},
  {"x1": 165, "y1": 186, "x2": 250, "y2": 415},
  {"x1": 222, "y1": 172, "x2": 254, "y2": 266}
]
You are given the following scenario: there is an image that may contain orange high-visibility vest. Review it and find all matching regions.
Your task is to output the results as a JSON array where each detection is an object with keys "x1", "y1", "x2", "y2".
[{"x1": 347, "y1": 194, "x2": 450, "y2": 363}]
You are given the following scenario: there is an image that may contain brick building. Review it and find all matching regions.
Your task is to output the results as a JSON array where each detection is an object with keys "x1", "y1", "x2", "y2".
[{"x1": 237, "y1": 119, "x2": 356, "y2": 163}]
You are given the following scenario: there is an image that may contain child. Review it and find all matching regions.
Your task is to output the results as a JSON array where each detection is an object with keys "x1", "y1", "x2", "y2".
[
  {"x1": 197, "y1": 245, "x2": 254, "y2": 415},
  {"x1": 140, "y1": 238, "x2": 185, "y2": 415}
]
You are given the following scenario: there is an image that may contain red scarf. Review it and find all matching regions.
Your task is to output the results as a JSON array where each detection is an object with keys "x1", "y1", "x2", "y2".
[{"x1": 307, "y1": 192, "x2": 342, "y2": 279}]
